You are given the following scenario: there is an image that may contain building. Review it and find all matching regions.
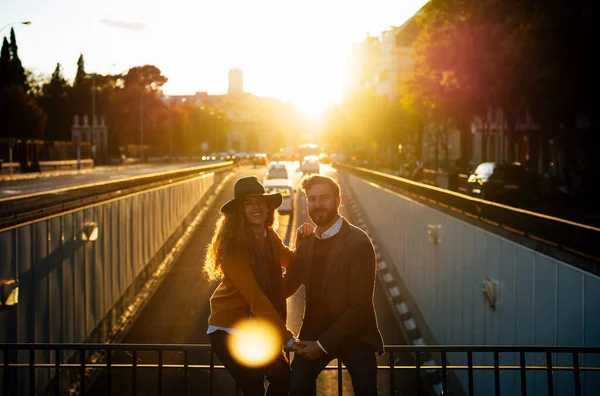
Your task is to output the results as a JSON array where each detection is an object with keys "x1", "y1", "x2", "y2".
[
  {"x1": 165, "y1": 69, "x2": 304, "y2": 154},
  {"x1": 346, "y1": 12, "x2": 421, "y2": 101},
  {"x1": 346, "y1": 35, "x2": 380, "y2": 95},
  {"x1": 71, "y1": 115, "x2": 108, "y2": 162},
  {"x1": 228, "y1": 68, "x2": 243, "y2": 96}
]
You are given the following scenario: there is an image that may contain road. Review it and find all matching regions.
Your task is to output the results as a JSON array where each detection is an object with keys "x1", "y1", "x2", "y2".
[
  {"x1": 0, "y1": 162, "x2": 219, "y2": 198},
  {"x1": 87, "y1": 163, "x2": 419, "y2": 395}
]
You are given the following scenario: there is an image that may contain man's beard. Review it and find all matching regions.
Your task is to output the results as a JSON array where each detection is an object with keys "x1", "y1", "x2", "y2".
[{"x1": 309, "y1": 207, "x2": 336, "y2": 227}]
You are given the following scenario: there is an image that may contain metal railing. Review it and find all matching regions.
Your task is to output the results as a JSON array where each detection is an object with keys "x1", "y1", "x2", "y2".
[
  {"x1": 1, "y1": 343, "x2": 599, "y2": 396},
  {"x1": 0, "y1": 162, "x2": 234, "y2": 230},
  {"x1": 336, "y1": 163, "x2": 600, "y2": 274}
]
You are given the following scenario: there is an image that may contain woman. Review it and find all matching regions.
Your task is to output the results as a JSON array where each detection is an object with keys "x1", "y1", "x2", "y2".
[{"x1": 204, "y1": 176, "x2": 311, "y2": 396}]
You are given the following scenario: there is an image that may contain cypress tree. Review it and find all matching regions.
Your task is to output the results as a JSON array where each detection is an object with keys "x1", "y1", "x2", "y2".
[
  {"x1": 75, "y1": 54, "x2": 86, "y2": 87},
  {"x1": 0, "y1": 37, "x2": 10, "y2": 89},
  {"x1": 8, "y1": 28, "x2": 27, "y2": 89}
]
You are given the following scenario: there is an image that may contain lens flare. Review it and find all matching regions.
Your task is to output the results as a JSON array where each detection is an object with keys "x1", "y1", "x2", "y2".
[{"x1": 227, "y1": 318, "x2": 282, "y2": 367}]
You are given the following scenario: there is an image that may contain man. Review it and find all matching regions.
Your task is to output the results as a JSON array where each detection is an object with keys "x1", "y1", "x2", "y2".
[{"x1": 285, "y1": 174, "x2": 384, "y2": 395}]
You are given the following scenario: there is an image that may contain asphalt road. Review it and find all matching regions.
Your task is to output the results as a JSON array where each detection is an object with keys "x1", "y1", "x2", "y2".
[
  {"x1": 0, "y1": 162, "x2": 219, "y2": 198},
  {"x1": 86, "y1": 163, "x2": 419, "y2": 395}
]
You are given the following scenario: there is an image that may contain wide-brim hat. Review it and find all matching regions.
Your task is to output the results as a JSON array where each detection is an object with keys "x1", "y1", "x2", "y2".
[{"x1": 220, "y1": 176, "x2": 282, "y2": 213}]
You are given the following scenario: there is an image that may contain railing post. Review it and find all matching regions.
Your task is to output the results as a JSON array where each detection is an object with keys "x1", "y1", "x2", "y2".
[
  {"x1": 467, "y1": 351, "x2": 474, "y2": 396},
  {"x1": 186, "y1": 350, "x2": 191, "y2": 396},
  {"x1": 573, "y1": 351, "x2": 581, "y2": 396},
  {"x1": 54, "y1": 349, "x2": 60, "y2": 396},
  {"x1": 132, "y1": 350, "x2": 138, "y2": 396},
  {"x1": 389, "y1": 351, "x2": 395, "y2": 395},
  {"x1": 158, "y1": 350, "x2": 163, "y2": 396},
  {"x1": 519, "y1": 351, "x2": 527, "y2": 396},
  {"x1": 80, "y1": 349, "x2": 86, "y2": 396},
  {"x1": 338, "y1": 359, "x2": 343, "y2": 395},
  {"x1": 493, "y1": 351, "x2": 500, "y2": 396},
  {"x1": 29, "y1": 349, "x2": 35, "y2": 396},
  {"x1": 107, "y1": 349, "x2": 112, "y2": 396},
  {"x1": 415, "y1": 351, "x2": 422, "y2": 396},
  {"x1": 546, "y1": 351, "x2": 554, "y2": 396},
  {"x1": 441, "y1": 351, "x2": 447, "y2": 395}
]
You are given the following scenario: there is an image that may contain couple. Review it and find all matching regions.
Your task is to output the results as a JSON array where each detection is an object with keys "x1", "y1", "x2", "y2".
[{"x1": 204, "y1": 174, "x2": 384, "y2": 395}]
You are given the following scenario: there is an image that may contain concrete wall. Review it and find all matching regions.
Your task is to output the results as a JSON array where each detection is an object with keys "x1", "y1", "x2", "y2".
[
  {"x1": 345, "y1": 173, "x2": 600, "y2": 396},
  {"x1": 0, "y1": 170, "x2": 225, "y2": 394}
]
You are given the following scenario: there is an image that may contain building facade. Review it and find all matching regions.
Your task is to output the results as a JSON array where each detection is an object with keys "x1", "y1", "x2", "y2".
[
  {"x1": 165, "y1": 69, "x2": 304, "y2": 154},
  {"x1": 71, "y1": 115, "x2": 108, "y2": 161}
]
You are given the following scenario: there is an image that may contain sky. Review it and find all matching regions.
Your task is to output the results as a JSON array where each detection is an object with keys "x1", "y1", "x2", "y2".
[{"x1": 1, "y1": 0, "x2": 428, "y2": 117}]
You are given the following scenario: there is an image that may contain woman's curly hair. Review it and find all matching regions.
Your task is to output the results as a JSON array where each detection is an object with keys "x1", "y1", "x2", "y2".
[{"x1": 203, "y1": 200, "x2": 278, "y2": 282}]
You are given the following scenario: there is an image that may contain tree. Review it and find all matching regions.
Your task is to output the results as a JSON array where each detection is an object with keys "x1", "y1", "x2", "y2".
[
  {"x1": 8, "y1": 28, "x2": 28, "y2": 90},
  {"x1": 0, "y1": 38, "x2": 10, "y2": 89},
  {"x1": 123, "y1": 65, "x2": 168, "y2": 91},
  {"x1": 69, "y1": 54, "x2": 91, "y2": 120},
  {"x1": 407, "y1": 0, "x2": 491, "y2": 169},
  {"x1": 74, "y1": 54, "x2": 86, "y2": 88},
  {"x1": 25, "y1": 70, "x2": 46, "y2": 97},
  {"x1": 0, "y1": 86, "x2": 46, "y2": 139},
  {"x1": 40, "y1": 63, "x2": 72, "y2": 140}
]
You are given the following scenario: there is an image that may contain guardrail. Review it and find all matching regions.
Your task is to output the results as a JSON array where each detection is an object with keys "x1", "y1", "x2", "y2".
[
  {"x1": 0, "y1": 162, "x2": 234, "y2": 231},
  {"x1": 0, "y1": 159, "x2": 94, "y2": 173},
  {"x1": 1, "y1": 343, "x2": 598, "y2": 396},
  {"x1": 336, "y1": 163, "x2": 600, "y2": 274}
]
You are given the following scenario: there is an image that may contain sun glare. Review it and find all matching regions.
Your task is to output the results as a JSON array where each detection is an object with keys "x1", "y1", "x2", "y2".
[
  {"x1": 227, "y1": 318, "x2": 282, "y2": 367},
  {"x1": 293, "y1": 97, "x2": 330, "y2": 120}
]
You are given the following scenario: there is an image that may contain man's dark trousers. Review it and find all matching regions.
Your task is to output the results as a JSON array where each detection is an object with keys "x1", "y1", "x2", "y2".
[{"x1": 289, "y1": 340, "x2": 378, "y2": 396}]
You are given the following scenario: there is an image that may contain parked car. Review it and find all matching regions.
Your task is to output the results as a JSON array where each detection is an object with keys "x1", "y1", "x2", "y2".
[
  {"x1": 467, "y1": 162, "x2": 537, "y2": 203},
  {"x1": 263, "y1": 178, "x2": 295, "y2": 216},
  {"x1": 300, "y1": 155, "x2": 320, "y2": 174}
]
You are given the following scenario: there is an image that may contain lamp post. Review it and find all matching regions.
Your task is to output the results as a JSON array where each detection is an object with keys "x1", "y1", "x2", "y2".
[
  {"x1": 91, "y1": 73, "x2": 96, "y2": 165},
  {"x1": 0, "y1": 21, "x2": 31, "y2": 35},
  {"x1": 140, "y1": 90, "x2": 144, "y2": 163}
]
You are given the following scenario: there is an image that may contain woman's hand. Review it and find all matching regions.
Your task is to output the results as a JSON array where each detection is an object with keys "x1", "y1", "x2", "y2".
[{"x1": 295, "y1": 222, "x2": 314, "y2": 247}]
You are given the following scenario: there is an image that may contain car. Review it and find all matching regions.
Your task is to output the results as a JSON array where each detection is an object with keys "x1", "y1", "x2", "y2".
[
  {"x1": 263, "y1": 178, "x2": 295, "y2": 216},
  {"x1": 250, "y1": 153, "x2": 268, "y2": 167},
  {"x1": 266, "y1": 166, "x2": 288, "y2": 180},
  {"x1": 300, "y1": 155, "x2": 320, "y2": 174},
  {"x1": 318, "y1": 153, "x2": 331, "y2": 164},
  {"x1": 467, "y1": 162, "x2": 537, "y2": 203}
]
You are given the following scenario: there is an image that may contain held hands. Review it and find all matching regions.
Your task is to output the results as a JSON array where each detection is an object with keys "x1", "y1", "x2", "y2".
[
  {"x1": 295, "y1": 222, "x2": 315, "y2": 247},
  {"x1": 294, "y1": 340, "x2": 324, "y2": 360},
  {"x1": 288, "y1": 340, "x2": 305, "y2": 352}
]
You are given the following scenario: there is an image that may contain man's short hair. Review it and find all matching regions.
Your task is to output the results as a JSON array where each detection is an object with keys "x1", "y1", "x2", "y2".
[{"x1": 300, "y1": 174, "x2": 341, "y2": 197}]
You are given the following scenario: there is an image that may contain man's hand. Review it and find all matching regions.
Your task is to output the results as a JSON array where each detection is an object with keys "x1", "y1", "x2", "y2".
[
  {"x1": 295, "y1": 222, "x2": 314, "y2": 247},
  {"x1": 288, "y1": 340, "x2": 306, "y2": 352},
  {"x1": 295, "y1": 340, "x2": 324, "y2": 360}
]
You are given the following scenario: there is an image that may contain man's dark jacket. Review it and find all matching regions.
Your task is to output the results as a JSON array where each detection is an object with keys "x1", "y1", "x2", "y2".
[{"x1": 284, "y1": 217, "x2": 384, "y2": 356}]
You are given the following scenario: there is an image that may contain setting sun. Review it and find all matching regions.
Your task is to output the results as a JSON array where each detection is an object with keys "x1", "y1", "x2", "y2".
[{"x1": 4, "y1": 0, "x2": 428, "y2": 115}]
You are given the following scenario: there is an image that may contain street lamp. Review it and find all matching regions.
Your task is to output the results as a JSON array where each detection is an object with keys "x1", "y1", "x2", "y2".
[
  {"x1": 140, "y1": 90, "x2": 144, "y2": 163},
  {"x1": 0, "y1": 21, "x2": 31, "y2": 35}
]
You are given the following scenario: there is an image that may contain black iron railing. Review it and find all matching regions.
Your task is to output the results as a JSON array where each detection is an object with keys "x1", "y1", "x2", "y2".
[{"x1": 1, "y1": 344, "x2": 599, "y2": 396}]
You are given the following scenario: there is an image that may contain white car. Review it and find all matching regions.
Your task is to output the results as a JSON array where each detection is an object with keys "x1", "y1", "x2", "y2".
[
  {"x1": 267, "y1": 162, "x2": 288, "y2": 179},
  {"x1": 300, "y1": 155, "x2": 320, "y2": 174},
  {"x1": 263, "y1": 179, "x2": 294, "y2": 216}
]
